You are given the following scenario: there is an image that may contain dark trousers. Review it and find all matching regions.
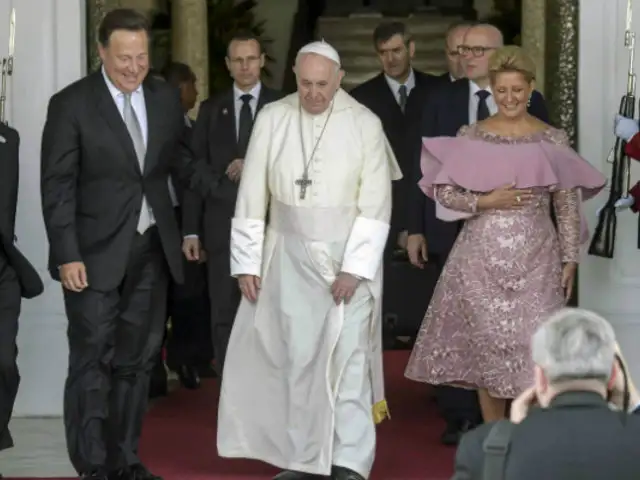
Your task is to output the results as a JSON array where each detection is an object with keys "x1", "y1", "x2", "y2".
[
  {"x1": 165, "y1": 261, "x2": 212, "y2": 370},
  {"x1": 0, "y1": 258, "x2": 20, "y2": 452},
  {"x1": 430, "y1": 254, "x2": 482, "y2": 426},
  {"x1": 62, "y1": 227, "x2": 168, "y2": 473},
  {"x1": 207, "y1": 254, "x2": 241, "y2": 375}
]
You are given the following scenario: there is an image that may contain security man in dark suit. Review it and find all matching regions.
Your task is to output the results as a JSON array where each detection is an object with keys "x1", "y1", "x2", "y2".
[
  {"x1": 452, "y1": 308, "x2": 640, "y2": 480},
  {"x1": 406, "y1": 24, "x2": 549, "y2": 446},
  {"x1": 350, "y1": 21, "x2": 441, "y2": 254},
  {"x1": 181, "y1": 32, "x2": 283, "y2": 377},
  {"x1": 148, "y1": 62, "x2": 215, "y2": 397},
  {"x1": 350, "y1": 22, "x2": 443, "y2": 348},
  {"x1": 40, "y1": 9, "x2": 220, "y2": 480},
  {"x1": 0, "y1": 122, "x2": 44, "y2": 473}
]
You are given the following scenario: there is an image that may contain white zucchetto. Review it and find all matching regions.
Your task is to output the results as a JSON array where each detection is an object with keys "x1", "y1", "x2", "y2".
[{"x1": 297, "y1": 40, "x2": 341, "y2": 67}]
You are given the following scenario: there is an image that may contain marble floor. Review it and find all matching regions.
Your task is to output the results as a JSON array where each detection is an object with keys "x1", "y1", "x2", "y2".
[{"x1": 1, "y1": 417, "x2": 74, "y2": 477}]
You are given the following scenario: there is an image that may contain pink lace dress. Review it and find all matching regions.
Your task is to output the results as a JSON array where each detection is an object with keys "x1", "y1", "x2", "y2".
[{"x1": 404, "y1": 125, "x2": 602, "y2": 399}]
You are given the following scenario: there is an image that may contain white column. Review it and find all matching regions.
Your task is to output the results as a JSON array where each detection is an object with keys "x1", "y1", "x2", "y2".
[
  {"x1": 578, "y1": 0, "x2": 640, "y2": 384},
  {"x1": 0, "y1": 0, "x2": 85, "y2": 416}
]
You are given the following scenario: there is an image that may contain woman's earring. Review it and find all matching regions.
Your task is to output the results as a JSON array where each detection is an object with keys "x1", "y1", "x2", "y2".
[{"x1": 527, "y1": 96, "x2": 532, "y2": 108}]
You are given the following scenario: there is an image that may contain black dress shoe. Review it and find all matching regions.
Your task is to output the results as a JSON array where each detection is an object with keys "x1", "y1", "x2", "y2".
[
  {"x1": 196, "y1": 363, "x2": 217, "y2": 378},
  {"x1": 273, "y1": 470, "x2": 324, "y2": 479},
  {"x1": 331, "y1": 466, "x2": 365, "y2": 480},
  {"x1": 177, "y1": 364, "x2": 201, "y2": 389},
  {"x1": 111, "y1": 464, "x2": 162, "y2": 480},
  {"x1": 80, "y1": 470, "x2": 109, "y2": 479}
]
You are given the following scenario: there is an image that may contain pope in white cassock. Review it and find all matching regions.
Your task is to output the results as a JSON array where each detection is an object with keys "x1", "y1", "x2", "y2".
[{"x1": 216, "y1": 40, "x2": 402, "y2": 480}]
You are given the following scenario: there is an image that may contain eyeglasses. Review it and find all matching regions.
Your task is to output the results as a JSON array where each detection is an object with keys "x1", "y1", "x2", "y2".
[{"x1": 457, "y1": 45, "x2": 495, "y2": 57}]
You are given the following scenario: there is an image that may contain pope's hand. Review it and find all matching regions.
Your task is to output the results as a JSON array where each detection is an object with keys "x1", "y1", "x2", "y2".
[
  {"x1": 330, "y1": 272, "x2": 360, "y2": 305},
  {"x1": 238, "y1": 274, "x2": 261, "y2": 302},
  {"x1": 614, "y1": 114, "x2": 639, "y2": 142},
  {"x1": 596, "y1": 195, "x2": 635, "y2": 218}
]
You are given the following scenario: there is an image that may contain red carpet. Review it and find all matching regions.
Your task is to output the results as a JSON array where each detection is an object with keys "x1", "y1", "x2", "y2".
[{"x1": 11, "y1": 351, "x2": 454, "y2": 480}]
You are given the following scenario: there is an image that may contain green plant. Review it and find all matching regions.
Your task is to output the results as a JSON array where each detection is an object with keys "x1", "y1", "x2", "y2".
[{"x1": 207, "y1": 0, "x2": 274, "y2": 94}]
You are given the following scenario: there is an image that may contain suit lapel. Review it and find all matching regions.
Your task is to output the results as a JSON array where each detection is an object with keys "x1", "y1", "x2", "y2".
[
  {"x1": 453, "y1": 80, "x2": 471, "y2": 130},
  {"x1": 92, "y1": 72, "x2": 141, "y2": 174},
  {"x1": 256, "y1": 88, "x2": 267, "y2": 113},
  {"x1": 142, "y1": 80, "x2": 161, "y2": 175},
  {"x1": 373, "y1": 73, "x2": 403, "y2": 117},
  {"x1": 219, "y1": 90, "x2": 237, "y2": 151}
]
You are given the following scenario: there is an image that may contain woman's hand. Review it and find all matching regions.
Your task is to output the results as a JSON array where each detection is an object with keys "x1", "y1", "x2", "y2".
[
  {"x1": 478, "y1": 183, "x2": 535, "y2": 210},
  {"x1": 561, "y1": 262, "x2": 577, "y2": 302}
]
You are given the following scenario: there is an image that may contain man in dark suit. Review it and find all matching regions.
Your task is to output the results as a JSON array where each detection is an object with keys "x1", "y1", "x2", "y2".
[
  {"x1": 349, "y1": 22, "x2": 442, "y2": 348},
  {"x1": 0, "y1": 123, "x2": 44, "y2": 474},
  {"x1": 181, "y1": 32, "x2": 283, "y2": 377},
  {"x1": 452, "y1": 308, "x2": 640, "y2": 480},
  {"x1": 406, "y1": 24, "x2": 549, "y2": 446},
  {"x1": 40, "y1": 9, "x2": 220, "y2": 480},
  {"x1": 148, "y1": 62, "x2": 215, "y2": 397},
  {"x1": 350, "y1": 21, "x2": 441, "y2": 255}
]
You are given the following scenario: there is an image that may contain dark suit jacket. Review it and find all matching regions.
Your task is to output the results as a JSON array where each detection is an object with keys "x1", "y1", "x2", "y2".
[
  {"x1": 0, "y1": 124, "x2": 44, "y2": 299},
  {"x1": 350, "y1": 70, "x2": 441, "y2": 236},
  {"x1": 408, "y1": 79, "x2": 549, "y2": 259},
  {"x1": 182, "y1": 86, "x2": 282, "y2": 248},
  {"x1": 453, "y1": 391, "x2": 640, "y2": 480},
  {"x1": 181, "y1": 85, "x2": 282, "y2": 303},
  {"x1": 41, "y1": 71, "x2": 218, "y2": 291}
]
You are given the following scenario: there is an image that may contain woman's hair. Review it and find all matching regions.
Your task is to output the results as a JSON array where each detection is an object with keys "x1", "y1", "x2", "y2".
[{"x1": 488, "y1": 45, "x2": 536, "y2": 83}]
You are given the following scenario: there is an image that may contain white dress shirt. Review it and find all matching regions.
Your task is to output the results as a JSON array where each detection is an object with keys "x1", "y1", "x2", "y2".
[
  {"x1": 101, "y1": 68, "x2": 156, "y2": 228},
  {"x1": 468, "y1": 80, "x2": 498, "y2": 124}
]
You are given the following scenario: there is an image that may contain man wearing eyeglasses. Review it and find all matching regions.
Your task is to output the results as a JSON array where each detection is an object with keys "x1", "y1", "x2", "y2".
[
  {"x1": 442, "y1": 22, "x2": 473, "y2": 82},
  {"x1": 406, "y1": 23, "x2": 549, "y2": 446}
]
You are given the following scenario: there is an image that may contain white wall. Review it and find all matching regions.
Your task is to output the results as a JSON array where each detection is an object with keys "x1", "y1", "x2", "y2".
[
  {"x1": 0, "y1": 0, "x2": 85, "y2": 416},
  {"x1": 578, "y1": 0, "x2": 640, "y2": 385}
]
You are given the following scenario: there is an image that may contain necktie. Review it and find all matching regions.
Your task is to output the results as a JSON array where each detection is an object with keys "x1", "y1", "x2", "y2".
[
  {"x1": 398, "y1": 85, "x2": 408, "y2": 113},
  {"x1": 123, "y1": 93, "x2": 152, "y2": 233},
  {"x1": 476, "y1": 90, "x2": 491, "y2": 122},
  {"x1": 237, "y1": 94, "x2": 254, "y2": 158}
]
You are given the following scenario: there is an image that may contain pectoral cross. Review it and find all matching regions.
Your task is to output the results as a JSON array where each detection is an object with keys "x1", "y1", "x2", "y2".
[{"x1": 295, "y1": 172, "x2": 312, "y2": 200}]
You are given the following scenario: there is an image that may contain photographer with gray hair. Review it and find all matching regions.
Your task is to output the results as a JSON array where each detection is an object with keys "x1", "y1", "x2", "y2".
[{"x1": 452, "y1": 308, "x2": 640, "y2": 480}]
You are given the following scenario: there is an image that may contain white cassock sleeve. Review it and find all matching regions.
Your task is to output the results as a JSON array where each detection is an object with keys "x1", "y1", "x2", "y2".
[
  {"x1": 340, "y1": 113, "x2": 393, "y2": 281},
  {"x1": 229, "y1": 107, "x2": 272, "y2": 277}
]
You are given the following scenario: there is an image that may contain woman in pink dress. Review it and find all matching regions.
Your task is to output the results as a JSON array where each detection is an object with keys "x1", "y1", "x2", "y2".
[{"x1": 404, "y1": 46, "x2": 606, "y2": 422}]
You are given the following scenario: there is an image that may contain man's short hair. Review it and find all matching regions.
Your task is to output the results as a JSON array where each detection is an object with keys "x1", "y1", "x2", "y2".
[
  {"x1": 161, "y1": 62, "x2": 196, "y2": 88},
  {"x1": 227, "y1": 30, "x2": 264, "y2": 56},
  {"x1": 98, "y1": 8, "x2": 150, "y2": 47},
  {"x1": 445, "y1": 21, "x2": 476, "y2": 42},
  {"x1": 372, "y1": 21, "x2": 412, "y2": 48},
  {"x1": 531, "y1": 308, "x2": 616, "y2": 384}
]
